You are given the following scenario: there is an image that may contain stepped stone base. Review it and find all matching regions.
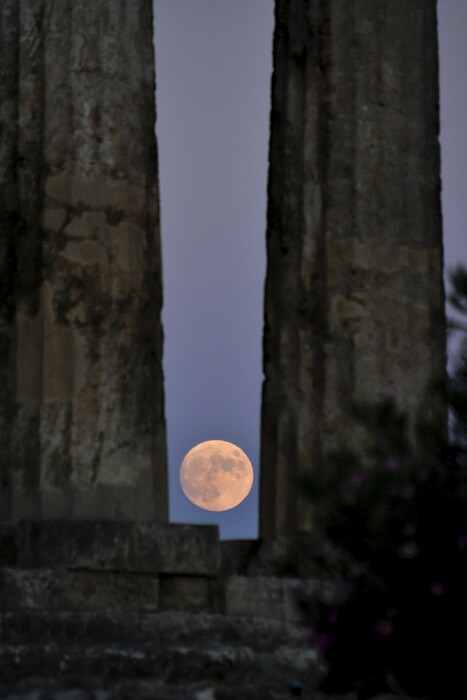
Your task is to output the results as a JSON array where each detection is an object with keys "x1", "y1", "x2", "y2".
[
  {"x1": 0, "y1": 521, "x2": 352, "y2": 698},
  {"x1": 0, "y1": 609, "x2": 321, "y2": 698},
  {"x1": 0, "y1": 520, "x2": 220, "y2": 574},
  {"x1": 0, "y1": 568, "x2": 161, "y2": 613}
]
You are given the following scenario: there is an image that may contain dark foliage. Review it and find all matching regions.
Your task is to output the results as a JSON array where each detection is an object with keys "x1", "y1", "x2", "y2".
[{"x1": 303, "y1": 268, "x2": 467, "y2": 699}]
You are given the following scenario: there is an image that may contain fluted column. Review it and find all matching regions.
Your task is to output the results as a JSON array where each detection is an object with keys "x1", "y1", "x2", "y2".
[
  {"x1": 0, "y1": 0, "x2": 167, "y2": 520},
  {"x1": 260, "y1": 0, "x2": 445, "y2": 537}
]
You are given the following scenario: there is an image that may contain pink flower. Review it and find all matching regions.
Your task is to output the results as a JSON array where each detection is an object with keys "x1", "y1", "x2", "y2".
[
  {"x1": 373, "y1": 619, "x2": 393, "y2": 636},
  {"x1": 398, "y1": 541, "x2": 418, "y2": 558},
  {"x1": 430, "y1": 582, "x2": 445, "y2": 596},
  {"x1": 316, "y1": 633, "x2": 330, "y2": 652},
  {"x1": 400, "y1": 483, "x2": 415, "y2": 499},
  {"x1": 385, "y1": 456, "x2": 399, "y2": 470},
  {"x1": 350, "y1": 471, "x2": 365, "y2": 486},
  {"x1": 307, "y1": 614, "x2": 319, "y2": 630},
  {"x1": 402, "y1": 524, "x2": 416, "y2": 537}
]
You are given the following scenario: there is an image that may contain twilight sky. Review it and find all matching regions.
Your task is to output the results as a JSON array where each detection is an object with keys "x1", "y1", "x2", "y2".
[{"x1": 153, "y1": 0, "x2": 466, "y2": 539}]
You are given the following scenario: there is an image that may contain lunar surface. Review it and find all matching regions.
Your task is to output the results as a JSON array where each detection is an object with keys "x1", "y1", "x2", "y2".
[{"x1": 180, "y1": 440, "x2": 254, "y2": 511}]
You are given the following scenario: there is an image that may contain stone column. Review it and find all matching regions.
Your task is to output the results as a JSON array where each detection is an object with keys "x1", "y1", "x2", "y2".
[
  {"x1": 260, "y1": 0, "x2": 445, "y2": 538},
  {"x1": 0, "y1": 0, "x2": 167, "y2": 520}
]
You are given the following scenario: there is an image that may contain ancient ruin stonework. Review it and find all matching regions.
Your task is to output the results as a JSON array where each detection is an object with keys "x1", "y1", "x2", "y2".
[
  {"x1": 0, "y1": 0, "x2": 167, "y2": 520},
  {"x1": 0, "y1": 519, "x2": 343, "y2": 696},
  {"x1": 260, "y1": 0, "x2": 446, "y2": 537}
]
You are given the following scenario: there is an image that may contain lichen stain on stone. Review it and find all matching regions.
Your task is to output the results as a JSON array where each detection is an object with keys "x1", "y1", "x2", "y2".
[
  {"x1": 47, "y1": 220, "x2": 147, "y2": 366},
  {"x1": 41, "y1": 402, "x2": 73, "y2": 487},
  {"x1": 327, "y1": 236, "x2": 433, "y2": 275},
  {"x1": 105, "y1": 207, "x2": 124, "y2": 226},
  {"x1": 64, "y1": 211, "x2": 107, "y2": 239},
  {"x1": 52, "y1": 271, "x2": 92, "y2": 327},
  {"x1": 385, "y1": 326, "x2": 403, "y2": 354},
  {"x1": 98, "y1": 444, "x2": 147, "y2": 488},
  {"x1": 60, "y1": 213, "x2": 147, "y2": 288},
  {"x1": 331, "y1": 295, "x2": 366, "y2": 322},
  {"x1": 60, "y1": 239, "x2": 103, "y2": 267},
  {"x1": 15, "y1": 311, "x2": 42, "y2": 401},
  {"x1": 45, "y1": 174, "x2": 146, "y2": 214},
  {"x1": 352, "y1": 332, "x2": 367, "y2": 349},
  {"x1": 110, "y1": 222, "x2": 146, "y2": 286},
  {"x1": 41, "y1": 281, "x2": 78, "y2": 403},
  {"x1": 330, "y1": 291, "x2": 430, "y2": 342},
  {"x1": 42, "y1": 208, "x2": 67, "y2": 232}
]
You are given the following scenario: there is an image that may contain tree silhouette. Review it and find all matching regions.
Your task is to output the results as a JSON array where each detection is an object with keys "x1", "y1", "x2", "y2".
[{"x1": 302, "y1": 266, "x2": 467, "y2": 698}]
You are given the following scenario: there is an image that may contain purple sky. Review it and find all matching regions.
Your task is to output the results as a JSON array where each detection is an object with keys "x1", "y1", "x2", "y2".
[{"x1": 153, "y1": 0, "x2": 466, "y2": 539}]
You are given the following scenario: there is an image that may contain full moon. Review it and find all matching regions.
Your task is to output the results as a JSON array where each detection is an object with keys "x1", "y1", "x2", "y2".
[{"x1": 180, "y1": 440, "x2": 254, "y2": 511}]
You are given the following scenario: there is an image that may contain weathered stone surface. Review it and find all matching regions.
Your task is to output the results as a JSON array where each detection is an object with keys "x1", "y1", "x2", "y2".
[
  {"x1": 0, "y1": 607, "x2": 321, "y2": 697},
  {"x1": 159, "y1": 576, "x2": 218, "y2": 613},
  {"x1": 0, "y1": 680, "x2": 210, "y2": 700},
  {"x1": 0, "y1": 523, "x2": 17, "y2": 566},
  {"x1": 0, "y1": 642, "x2": 320, "y2": 688},
  {"x1": 224, "y1": 575, "x2": 348, "y2": 625},
  {"x1": 0, "y1": 678, "x2": 409, "y2": 700},
  {"x1": 244, "y1": 535, "x2": 351, "y2": 579},
  {"x1": 219, "y1": 539, "x2": 261, "y2": 575},
  {"x1": 221, "y1": 536, "x2": 348, "y2": 578},
  {"x1": 0, "y1": 609, "x2": 310, "y2": 649},
  {"x1": 0, "y1": 0, "x2": 167, "y2": 520},
  {"x1": 0, "y1": 568, "x2": 160, "y2": 612},
  {"x1": 0, "y1": 521, "x2": 221, "y2": 575},
  {"x1": 260, "y1": 0, "x2": 446, "y2": 537}
]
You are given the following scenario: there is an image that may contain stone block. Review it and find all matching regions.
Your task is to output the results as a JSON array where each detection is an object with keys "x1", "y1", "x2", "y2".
[
  {"x1": 220, "y1": 539, "x2": 262, "y2": 575},
  {"x1": 244, "y1": 535, "x2": 330, "y2": 577},
  {"x1": 0, "y1": 609, "x2": 310, "y2": 650},
  {"x1": 0, "y1": 568, "x2": 159, "y2": 612},
  {"x1": 224, "y1": 576, "x2": 297, "y2": 624},
  {"x1": 0, "y1": 521, "x2": 220, "y2": 575},
  {"x1": 0, "y1": 641, "x2": 320, "y2": 689},
  {"x1": 224, "y1": 576, "x2": 348, "y2": 624},
  {"x1": 0, "y1": 524, "x2": 17, "y2": 566},
  {"x1": 42, "y1": 207, "x2": 67, "y2": 232},
  {"x1": 159, "y1": 575, "x2": 216, "y2": 613}
]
